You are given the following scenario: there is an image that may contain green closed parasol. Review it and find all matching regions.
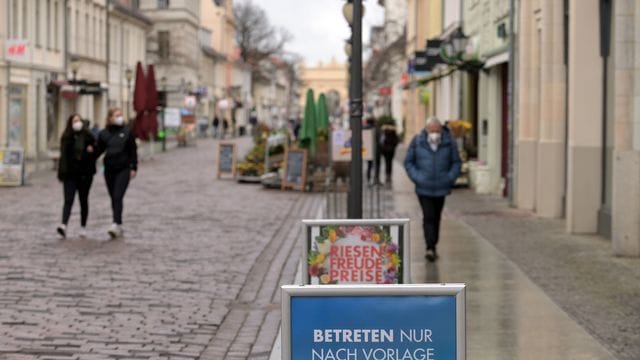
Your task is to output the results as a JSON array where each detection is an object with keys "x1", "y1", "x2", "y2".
[{"x1": 300, "y1": 89, "x2": 317, "y2": 154}]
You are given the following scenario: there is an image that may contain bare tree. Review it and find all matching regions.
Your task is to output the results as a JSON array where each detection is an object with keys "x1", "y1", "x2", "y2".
[{"x1": 234, "y1": 0, "x2": 292, "y2": 66}]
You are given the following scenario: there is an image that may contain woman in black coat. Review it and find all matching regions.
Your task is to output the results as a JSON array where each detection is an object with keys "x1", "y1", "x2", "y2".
[
  {"x1": 57, "y1": 114, "x2": 97, "y2": 238},
  {"x1": 95, "y1": 108, "x2": 138, "y2": 239}
]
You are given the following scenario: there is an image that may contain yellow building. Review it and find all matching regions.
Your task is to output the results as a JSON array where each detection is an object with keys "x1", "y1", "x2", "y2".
[
  {"x1": 403, "y1": 0, "x2": 442, "y2": 142},
  {"x1": 299, "y1": 59, "x2": 348, "y2": 116}
]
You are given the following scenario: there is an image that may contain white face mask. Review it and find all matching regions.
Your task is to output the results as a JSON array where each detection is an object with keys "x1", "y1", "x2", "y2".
[
  {"x1": 113, "y1": 116, "x2": 124, "y2": 126},
  {"x1": 428, "y1": 132, "x2": 441, "y2": 143},
  {"x1": 72, "y1": 121, "x2": 83, "y2": 132}
]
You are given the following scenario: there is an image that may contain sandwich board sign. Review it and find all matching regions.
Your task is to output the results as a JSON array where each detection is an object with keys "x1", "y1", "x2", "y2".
[
  {"x1": 282, "y1": 148, "x2": 308, "y2": 191},
  {"x1": 302, "y1": 219, "x2": 410, "y2": 285},
  {"x1": 217, "y1": 142, "x2": 236, "y2": 178},
  {"x1": 0, "y1": 148, "x2": 24, "y2": 186},
  {"x1": 281, "y1": 284, "x2": 466, "y2": 360}
]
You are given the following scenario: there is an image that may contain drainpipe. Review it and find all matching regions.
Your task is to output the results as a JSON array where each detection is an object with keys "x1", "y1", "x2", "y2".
[
  {"x1": 507, "y1": 0, "x2": 517, "y2": 205},
  {"x1": 599, "y1": 0, "x2": 612, "y2": 207},
  {"x1": 562, "y1": 0, "x2": 569, "y2": 216},
  {"x1": 5, "y1": 0, "x2": 12, "y2": 147}
]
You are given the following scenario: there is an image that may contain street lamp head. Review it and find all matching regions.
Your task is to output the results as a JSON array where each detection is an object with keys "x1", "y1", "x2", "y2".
[
  {"x1": 342, "y1": 1, "x2": 365, "y2": 26},
  {"x1": 451, "y1": 28, "x2": 468, "y2": 56},
  {"x1": 125, "y1": 68, "x2": 133, "y2": 82},
  {"x1": 69, "y1": 60, "x2": 81, "y2": 74},
  {"x1": 344, "y1": 40, "x2": 352, "y2": 57}
]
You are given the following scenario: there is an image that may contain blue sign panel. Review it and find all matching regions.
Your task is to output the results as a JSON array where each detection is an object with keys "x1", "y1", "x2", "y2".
[{"x1": 290, "y1": 295, "x2": 457, "y2": 360}]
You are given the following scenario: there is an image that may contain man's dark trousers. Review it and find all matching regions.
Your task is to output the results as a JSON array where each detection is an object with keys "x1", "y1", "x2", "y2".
[{"x1": 418, "y1": 196, "x2": 446, "y2": 251}]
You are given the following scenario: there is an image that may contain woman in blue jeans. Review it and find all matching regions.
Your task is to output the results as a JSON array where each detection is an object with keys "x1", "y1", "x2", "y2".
[
  {"x1": 404, "y1": 117, "x2": 461, "y2": 262},
  {"x1": 96, "y1": 108, "x2": 138, "y2": 239}
]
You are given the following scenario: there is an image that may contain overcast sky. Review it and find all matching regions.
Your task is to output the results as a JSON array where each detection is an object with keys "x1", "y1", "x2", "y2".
[{"x1": 253, "y1": 0, "x2": 385, "y2": 66}]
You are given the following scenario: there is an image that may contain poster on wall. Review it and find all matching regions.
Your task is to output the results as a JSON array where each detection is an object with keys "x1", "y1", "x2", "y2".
[
  {"x1": 163, "y1": 108, "x2": 182, "y2": 128},
  {"x1": 0, "y1": 148, "x2": 24, "y2": 186},
  {"x1": 281, "y1": 284, "x2": 467, "y2": 360},
  {"x1": 302, "y1": 219, "x2": 410, "y2": 285},
  {"x1": 331, "y1": 128, "x2": 374, "y2": 162}
]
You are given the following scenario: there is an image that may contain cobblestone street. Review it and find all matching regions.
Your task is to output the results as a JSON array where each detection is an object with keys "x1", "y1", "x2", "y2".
[{"x1": 0, "y1": 138, "x2": 321, "y2": 360}]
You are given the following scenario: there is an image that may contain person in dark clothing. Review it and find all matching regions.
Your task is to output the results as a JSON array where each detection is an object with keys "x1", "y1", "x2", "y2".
[
  {"x1": 57, "y1": 114, "x2": 97, "y2": 239},
  {"x1": 365, "y1": 118, "x2": 381, "y2": 185},
  {"x1": 404, "y1": 117, "x2": 461, "y2": 262},
  {"x1": 222, "y1": 118, "x2": 229, "y2": 139},
  {"x1": 95, "y1": 108, "x2": 138, "y2": 239},
  {"x1": 379, "y1": 123, "x2": 400, "y2": 186},
  {"x1": 212, "y1": 116, "x2": 220, "y2": 138}
]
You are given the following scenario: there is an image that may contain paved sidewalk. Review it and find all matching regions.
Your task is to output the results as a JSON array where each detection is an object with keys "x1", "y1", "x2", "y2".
[
  {"x1": 0, "y1": 137, "x2": 321, "y2": 359},
  {"x1": 389, "y1": 156, "x2": 638, "y2": 360}
]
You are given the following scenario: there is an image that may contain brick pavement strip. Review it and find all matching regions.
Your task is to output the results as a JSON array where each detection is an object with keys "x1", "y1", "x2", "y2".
[{"x1": 0, "y1": 138, "x2": 322, "y2": 359}]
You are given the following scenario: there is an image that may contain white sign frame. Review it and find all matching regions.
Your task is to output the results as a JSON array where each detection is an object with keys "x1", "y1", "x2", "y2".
[
  {"x1": 302, "y1": 219, "x2": 411, "y2": 285},
  {"x1": 281, "y1": 284, "x2": 467, "y2": 360}
]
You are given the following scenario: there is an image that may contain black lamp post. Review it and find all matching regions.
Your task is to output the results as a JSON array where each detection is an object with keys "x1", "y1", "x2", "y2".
[
  {"x1": 69, "y1": 60, "x2": 81, "y2": 112},
  {"x1": 160, "y1": 76, "x2": 167, "y2": 152},
  {"x1": 125, "y1": 68, "x2": 133, "y2": 121},
  {"x1": 344, "y1": 0, "x2": 364, "y2": 219}
]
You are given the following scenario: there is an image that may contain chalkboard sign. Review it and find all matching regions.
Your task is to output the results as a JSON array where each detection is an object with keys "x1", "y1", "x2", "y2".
[
  {"x1": 282, "y1": 149, "x2": 307, "y2": 191},
  {"x1": 217, "y1": 142, "x2": 236, "y2": 178}
]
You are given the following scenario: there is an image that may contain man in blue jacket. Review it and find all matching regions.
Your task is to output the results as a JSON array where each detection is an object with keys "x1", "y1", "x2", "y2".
[{"x1": 404, "y1": 117, "x2": 461, "y2": 262}]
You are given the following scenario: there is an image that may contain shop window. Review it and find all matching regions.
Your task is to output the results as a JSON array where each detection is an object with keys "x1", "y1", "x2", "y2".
[{"x1": 158, "y1": 31, "x2": 170, "y2": 59}]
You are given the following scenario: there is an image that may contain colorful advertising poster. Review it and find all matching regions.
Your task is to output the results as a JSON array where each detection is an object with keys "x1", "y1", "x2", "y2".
[
  {"x1": 0, "y1": 148, "x2": 24, "y2": 186},
  {"x1": 281, "y1": 284, "x2": 466, "y2": 360},
  {"x1": 303, "y1": 220, "x2": 410, "y2": 285},
  {"x1": 331, "y1": 128, "x2": 374, "y2": 162}
]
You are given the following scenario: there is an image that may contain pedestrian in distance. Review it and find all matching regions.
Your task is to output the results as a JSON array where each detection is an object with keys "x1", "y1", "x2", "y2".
[
  {"x1": 404, "y1": 117, "x2": 461, "y2": 262},
  {"x1": 57, "y1": 114, "x2": 97, "y2": 239},
  {"x1": 365, "y1": 118, "x2": 381, "y2": 185},
  {"x1": 380, "y1": 122, "x2": 400, "y2": 187},
  {"x1": 222, "y1": 118, "x2": 229, "y2": 139},
  {"x1": 95, "y1": 108, "x2": 138, "y2": 239},
  {"x1": 212, "y1": 116, "x2": 220, "y2": 139}
]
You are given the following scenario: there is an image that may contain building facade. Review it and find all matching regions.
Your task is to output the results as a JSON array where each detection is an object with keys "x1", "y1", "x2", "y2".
[
  {"x1": 463, "y1": 0, "x2": 511, "y2": 196},
  {"x1": 108, "y1": 0, "x2": 151, "y2": 124},
  {"x1": 299, "y1": 59, "x2": 348, "y2": 124},
  {"x1": 140, "y1": 0, "x2": 200, "y2": 109},
  {"x1": 514, "y1": 0, "x2": 640, "y2": 256},
  {"x1": 2, "y1": 0, "x2": 79, "y2": 160}
]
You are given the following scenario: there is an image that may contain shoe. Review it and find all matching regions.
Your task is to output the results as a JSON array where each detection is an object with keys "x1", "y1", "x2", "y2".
[
  {"x1": 78, "y1": 227, "x2": 87, "y2": 238},
  {"x1": 108, "y1": 224, "x2": 123, "y2": 239},
  {"x1": 425, "y1": 249, "x2": 436, "y2": 262},
  {"x1": 57, "y1": 224, "x2": 66, "y2": 238}
]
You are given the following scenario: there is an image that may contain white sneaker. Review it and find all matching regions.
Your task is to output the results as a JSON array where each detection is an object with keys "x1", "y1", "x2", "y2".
[
  {"x1": 78, "y1": 227, "x2": 87, "y2": 238},
  {"x1": 108, "y1": 223, "x2": 123, "y2": 239},
  {"x1": 57, "y1": 224, "x2": 66, "y2": 238}
]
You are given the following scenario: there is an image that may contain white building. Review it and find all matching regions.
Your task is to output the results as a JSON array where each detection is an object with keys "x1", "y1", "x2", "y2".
[
  {"x1": 108, "y1": 0, "x2": 151, "y2": 124},
  {"x1": 1, "y1": 0, "x2": 68, "y2": 160},
  {"x1": 66, "y1": 0, "x2": 110, "y2": 130}
]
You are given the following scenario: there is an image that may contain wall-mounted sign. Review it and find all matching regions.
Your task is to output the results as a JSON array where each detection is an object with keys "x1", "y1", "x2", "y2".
[
  {"x1": 303, "y1": 219, "x2": 410, "y2": 285},
  {"x1": 414, "y1": 50, "x2": 429, "y2": 72},
  {"x1": 0, "y1": 148, "x2": 24, "y2": 186},
  {"x1": 163, "y1": 107, "x2": 181, "y2": 128},
  {"x1": 281, "y1": 284, "x2": 467, "y2": 360},
  {"x1": 183, "y1": 95, "x2": 197, "y2": 109},
  {"x1": 426, "y1": 39, "x2": 445, "y2": 71},
  {"x1": 5, "y1": 39, "x2": 29, "y2": 63},
  {"x1": 282, "y1": 148, "x2": 308, "y2": 191},
  {"x1": 217, "y1": 142, "x2": 236, "y2": 179},
  {"x1": 331, "y1": 128, "x2": 374, "y2": 162}
]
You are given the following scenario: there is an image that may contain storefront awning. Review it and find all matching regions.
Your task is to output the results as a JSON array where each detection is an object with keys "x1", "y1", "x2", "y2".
[{"x1": 484, "y1": 51, "x2": 509, "y2": 69}]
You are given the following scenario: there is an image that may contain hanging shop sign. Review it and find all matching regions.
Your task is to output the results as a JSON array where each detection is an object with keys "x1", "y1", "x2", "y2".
[
  {"x1": 302, "y1": 219, "x2": 410, "y2": 285},
  {"x1": 281, "y1": 284, "x2": 467, "y2": 360},
  {"x1": 425, "y1": 39, "x2": 445, "y2": 71}
]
